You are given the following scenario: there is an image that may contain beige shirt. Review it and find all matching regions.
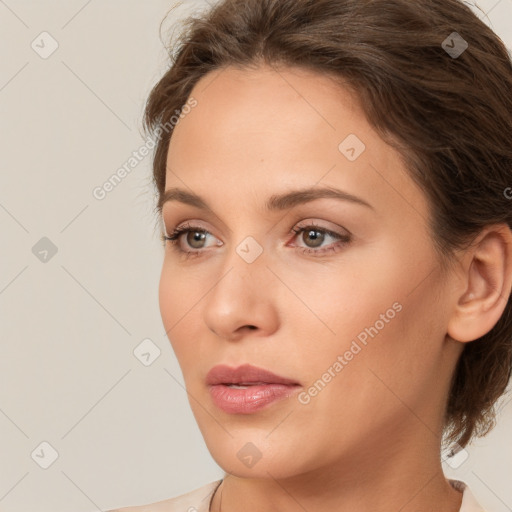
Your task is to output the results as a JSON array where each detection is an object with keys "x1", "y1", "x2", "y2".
[{"x1": 110, "y1": 478, "x2": 487, "y2": 512}]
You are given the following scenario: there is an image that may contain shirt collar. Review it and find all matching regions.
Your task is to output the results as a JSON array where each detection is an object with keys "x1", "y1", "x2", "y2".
[{"x1": 449, "y1": 479, "x2": 487, "y2": 512}]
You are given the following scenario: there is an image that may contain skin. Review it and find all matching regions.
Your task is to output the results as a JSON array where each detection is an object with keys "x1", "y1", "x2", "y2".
[{"x1": 157, "y1": 64, "x2": 512, "y2": 512}]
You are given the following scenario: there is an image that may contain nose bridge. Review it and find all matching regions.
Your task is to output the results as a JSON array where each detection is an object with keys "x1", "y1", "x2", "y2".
[
  {"x1": 217, "y1": 232, "x2": 267, "y2": 294},
  {"x1": 233, "y1": 233, "x2": 266, "y2": 268},
  {"x1": 202, "y1": 231, "x2": 273, "y2": 337}
]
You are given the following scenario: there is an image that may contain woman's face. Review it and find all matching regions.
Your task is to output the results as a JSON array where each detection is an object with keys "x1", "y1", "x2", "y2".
[{"x1": 159, "y1": 64, "x2": 463, "y2": 479}]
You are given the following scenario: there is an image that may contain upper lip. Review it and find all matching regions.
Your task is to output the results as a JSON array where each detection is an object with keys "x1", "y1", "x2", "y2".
[{"x1": 206, "y1": 364, "x2": 300, "y2": 386}]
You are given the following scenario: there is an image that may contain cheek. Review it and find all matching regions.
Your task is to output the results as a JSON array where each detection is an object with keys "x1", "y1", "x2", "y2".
[
  {"x1": 291, "y1": 291, "x2": 440, "y2": 450},
  {"x1": 278, "y1": 245, "x2": 409, "y2": 352},
  {"x1": 158, "y1": 260, "x2": 201, "y2": 363},
  {"x1": 293, "y1": 236, "x2": 443, "y2": 399},
  {"x1": 351, "y1": 292, "x2": 442, "y2": 413}
]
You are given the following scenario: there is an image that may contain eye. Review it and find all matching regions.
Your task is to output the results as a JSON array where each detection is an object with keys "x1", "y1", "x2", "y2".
[
  {"x1": 161, "y1": 222, "x2": 219, "y2": 258},
  {"x1": 289, "y1": 222, "x2": 352, "y2": 256},
  {"x1": 161, "y1": 220, "x2": 352, "y2": 258}
]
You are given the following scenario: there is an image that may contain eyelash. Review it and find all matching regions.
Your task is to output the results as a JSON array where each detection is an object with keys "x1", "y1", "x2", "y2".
[{"x1": 161, "y1": 221, "x2": 352, "y2": 259}]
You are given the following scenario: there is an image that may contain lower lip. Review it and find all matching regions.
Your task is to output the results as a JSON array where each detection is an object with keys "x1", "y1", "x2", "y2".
[{"x1": 209, "y1": 384, "x2": 300, "y2": 414}]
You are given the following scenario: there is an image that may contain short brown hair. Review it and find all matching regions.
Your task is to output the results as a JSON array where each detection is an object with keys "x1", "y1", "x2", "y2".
[{"x1": 143, "y1": 0, "x2": 512, "y2": 449}]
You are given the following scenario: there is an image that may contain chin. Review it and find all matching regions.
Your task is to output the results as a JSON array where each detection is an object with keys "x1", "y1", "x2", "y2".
[{"x1": 199, "y1": 426, "x2": 314, "y2": 480}]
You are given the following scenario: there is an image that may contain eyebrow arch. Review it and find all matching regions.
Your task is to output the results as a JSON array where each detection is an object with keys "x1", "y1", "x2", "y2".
[{"x1": 159, "y1": 186, "x2": 375, "y2": 213}]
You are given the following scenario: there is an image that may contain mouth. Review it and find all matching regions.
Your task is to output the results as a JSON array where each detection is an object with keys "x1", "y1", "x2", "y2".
[
  {"x1": 206, "y1": 363, "x2": 300, "y2": 386},
  {"x1": 206, "y1": 364, "x2": 301, "y2": 414}
]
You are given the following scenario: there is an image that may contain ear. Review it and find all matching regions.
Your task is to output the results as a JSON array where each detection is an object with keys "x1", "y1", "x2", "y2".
[{"x1": 447, "y1": 223, "x2": 512, "y2": 343}]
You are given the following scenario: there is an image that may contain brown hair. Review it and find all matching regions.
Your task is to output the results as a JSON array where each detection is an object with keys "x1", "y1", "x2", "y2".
[{"x1": 143, "y1": 0, "x2": 512, "y2": 449}]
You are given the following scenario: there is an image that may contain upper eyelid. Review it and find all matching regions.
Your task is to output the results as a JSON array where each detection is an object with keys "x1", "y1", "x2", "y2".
[
  {"x1": 166, "y1": 221, "x2": 349, "y2": 245},
  {"x1": 167, "y1": 219, "x2": 347, "y2": 235}
]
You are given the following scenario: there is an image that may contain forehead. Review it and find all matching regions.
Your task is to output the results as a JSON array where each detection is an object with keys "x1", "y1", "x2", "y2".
[
  {"x1": 164, "y1": 64, "x2": 427, "y2": 222},
  {"x1": 171, "y1": 64, "x2": 367, "y2": 146},
  {"x1": 168, "y1": 64, "x2": 379, "y2": 171}
]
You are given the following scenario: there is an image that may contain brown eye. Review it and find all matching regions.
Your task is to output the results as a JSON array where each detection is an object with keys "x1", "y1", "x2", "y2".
[
  {"x1": 186, "y1": 230, "x2": 208, "y2": 249},
  {"x1": 302, "y1": 229, "x2": 325, "y2": 248},
  {"x1": 290, "y1": 223, "x2": 352, "y2": 256},
  {"x1": 163, "y1": 223, "x2": 219, "y2": 257}
]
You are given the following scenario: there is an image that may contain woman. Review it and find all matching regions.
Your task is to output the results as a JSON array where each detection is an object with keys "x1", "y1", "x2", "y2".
[{"x1": 110, "y1": 0, "x2": 512, "y2": 510}]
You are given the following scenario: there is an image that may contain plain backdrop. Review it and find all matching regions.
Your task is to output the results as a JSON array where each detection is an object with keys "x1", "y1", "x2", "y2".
[{"x1": 0, "y1": 1, "x2": 511, "y2": 511}]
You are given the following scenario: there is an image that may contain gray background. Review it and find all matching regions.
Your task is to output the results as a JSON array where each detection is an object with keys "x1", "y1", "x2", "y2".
[{"x1": 0, "y1": 1, "x2": 511, "y2": 511}]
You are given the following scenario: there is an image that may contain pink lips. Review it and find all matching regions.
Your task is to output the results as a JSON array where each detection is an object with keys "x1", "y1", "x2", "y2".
[{"x1": 206, "y1": 364, "x2": 301, "y2": 414}]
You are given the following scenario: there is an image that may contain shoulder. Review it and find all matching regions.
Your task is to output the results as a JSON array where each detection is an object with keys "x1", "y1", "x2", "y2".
[
  {"x1": 107, "y1": 480, "x2": 223, "y2": 512},
  {"x1": 108, "y1": 478, "x2": 487, "y2": 512},
  {"x1": 448, "y1": 479, "x2": 487, "y2": 512}
]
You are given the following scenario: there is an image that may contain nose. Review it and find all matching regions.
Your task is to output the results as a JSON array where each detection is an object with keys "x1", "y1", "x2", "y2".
[{"x1": 202, "y1": 245, "x2": 279, "y2": 341}]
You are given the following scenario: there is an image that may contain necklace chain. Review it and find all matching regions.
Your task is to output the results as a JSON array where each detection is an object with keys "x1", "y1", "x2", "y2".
[{"x1": 210, "y1": 479, "x2": 224, "y2": 512}]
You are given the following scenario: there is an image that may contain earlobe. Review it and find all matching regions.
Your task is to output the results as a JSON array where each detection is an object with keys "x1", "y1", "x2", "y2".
[{"x1": 447, "y1": 224, "x2": 512, "y2": 343}]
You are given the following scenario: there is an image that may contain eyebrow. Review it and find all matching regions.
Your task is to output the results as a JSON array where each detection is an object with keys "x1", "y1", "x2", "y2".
[{"x1": 158, "y1": 186, "x2": 375, "y2": 213}]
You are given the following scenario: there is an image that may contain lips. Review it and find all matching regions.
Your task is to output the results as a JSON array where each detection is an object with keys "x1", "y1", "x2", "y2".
[
  {"x1": 206, "y1": 364, "x2": 300, "y2": 386},
  {"x1": 206, "y1": 364, "x2": 301, "y2": 414}
]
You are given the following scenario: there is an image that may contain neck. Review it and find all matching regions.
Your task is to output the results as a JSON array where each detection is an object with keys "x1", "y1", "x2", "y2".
[{"x1": 210, "y1": 434, "x2": 463, "y2": 512}]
